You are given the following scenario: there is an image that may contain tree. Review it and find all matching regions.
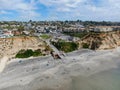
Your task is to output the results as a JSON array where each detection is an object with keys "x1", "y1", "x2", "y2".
[{"x1": 18, "y1": 25, "x2": 24, "y2": 32}]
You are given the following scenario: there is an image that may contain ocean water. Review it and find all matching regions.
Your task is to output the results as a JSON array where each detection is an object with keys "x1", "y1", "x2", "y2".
[{"x1": 71, "y1": 66, "x2": 120, "y2": 90}]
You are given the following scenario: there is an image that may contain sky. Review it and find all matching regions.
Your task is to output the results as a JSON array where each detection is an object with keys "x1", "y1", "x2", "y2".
[{"x1": 0, "y1": 0, "x2": 120, "y2": 21}]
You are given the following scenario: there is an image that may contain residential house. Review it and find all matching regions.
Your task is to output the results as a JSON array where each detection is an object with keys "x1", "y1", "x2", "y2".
[{"x1": 35, "y1": 26, "x2": 46, "y2": 33}]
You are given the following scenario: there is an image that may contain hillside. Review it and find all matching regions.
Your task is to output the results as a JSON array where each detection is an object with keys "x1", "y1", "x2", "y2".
[
  {"x1": 78, "y1": 31, "x2": 120, "y2": 50},
  {"x1": 0, "y1": 36, "x2": 49, "y2": 58}
]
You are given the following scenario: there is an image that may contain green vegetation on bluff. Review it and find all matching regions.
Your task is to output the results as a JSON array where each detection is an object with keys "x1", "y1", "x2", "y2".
[
  {"x1": 63, "y1": 32, "x2": 89, "y2": 38},
  {"x1": 82, "y1": 43, "x2": 89, "y2": 48},
  {"x1": 51, "y1": 40, "x2": 78, "y2": 53},
  {"x1": 15, "y1": 49, "x2": 43, "y2": 58}
]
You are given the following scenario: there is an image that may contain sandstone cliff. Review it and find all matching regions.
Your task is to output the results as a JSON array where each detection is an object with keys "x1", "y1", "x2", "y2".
[
  {"x1": 0, "y1": 36, "x2": 48, "y2": 58},
  {"x1": 78, "y1": 31, "x2": 120, "y2": 50}
]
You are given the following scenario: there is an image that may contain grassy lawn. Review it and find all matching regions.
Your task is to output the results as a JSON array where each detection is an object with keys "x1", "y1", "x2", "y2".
[
  {"x1": 40, "y1": 34, "x2": 51, "y2": 39},
  {"x1": 63, "y1": 32, "x2": 89, "y2": 38}
]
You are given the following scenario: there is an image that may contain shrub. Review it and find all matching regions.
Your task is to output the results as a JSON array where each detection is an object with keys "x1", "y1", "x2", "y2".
[
  {"x1": 33, "y1": 49, "x2": 42, "y2": 56},
  {"x1": 15, "y1": 49, "x2": 43, "y2": 58},
  {"x1": 51, "y1": 41, "x2": 78, "y2": 53},
  {"x1": 82, "y1": 43, "x2": 89, "y2": 48},
  {"x1": 16, "y1": 49, "x2": 33, "y2": 58}
]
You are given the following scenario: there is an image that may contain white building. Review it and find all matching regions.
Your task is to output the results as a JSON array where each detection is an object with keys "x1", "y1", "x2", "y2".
[
  {"x1": 35, "y1": 26, "x2": 46, "y2": 33},
  {"x1": 4, "y1": 31, "x2": 13, "y2": 37},
  {"x1": 0, "y1": 30, "x2": 13, "y2": 38},
  {"x1": 93, "y1": 26, "x2": 113, "y2": 32}
]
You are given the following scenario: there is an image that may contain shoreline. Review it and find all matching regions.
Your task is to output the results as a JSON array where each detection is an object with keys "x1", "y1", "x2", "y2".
[{"x1": 0, "y1": 48, "x2": 120, "y2": 90}]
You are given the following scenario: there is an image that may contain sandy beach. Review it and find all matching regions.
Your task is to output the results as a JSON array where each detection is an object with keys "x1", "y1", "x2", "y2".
[{"x1": 0, "y1": 48, "x2": 120, "y2": 90}]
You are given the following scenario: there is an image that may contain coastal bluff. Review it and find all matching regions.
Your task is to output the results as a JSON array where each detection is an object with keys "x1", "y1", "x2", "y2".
[
  {"x1": 79, "y1": 31, "x2": 120, "y2": 50},
  {"x1": 0, "y1": 36, "x2": 47, "y2": 58}
]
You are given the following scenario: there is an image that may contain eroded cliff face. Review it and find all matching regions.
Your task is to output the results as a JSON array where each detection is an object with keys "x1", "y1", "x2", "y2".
[
  {"x1": 0, "y1": 36, "x2": 47, "y2": 58},
  {"x1": 78, "y1": 31, "x2": 120, "y2": 50}
]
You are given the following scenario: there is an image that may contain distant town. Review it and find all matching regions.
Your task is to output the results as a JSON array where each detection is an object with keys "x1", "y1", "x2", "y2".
[{"x1": 0, "y1": 20, "x2": 120, "y2": 38}]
